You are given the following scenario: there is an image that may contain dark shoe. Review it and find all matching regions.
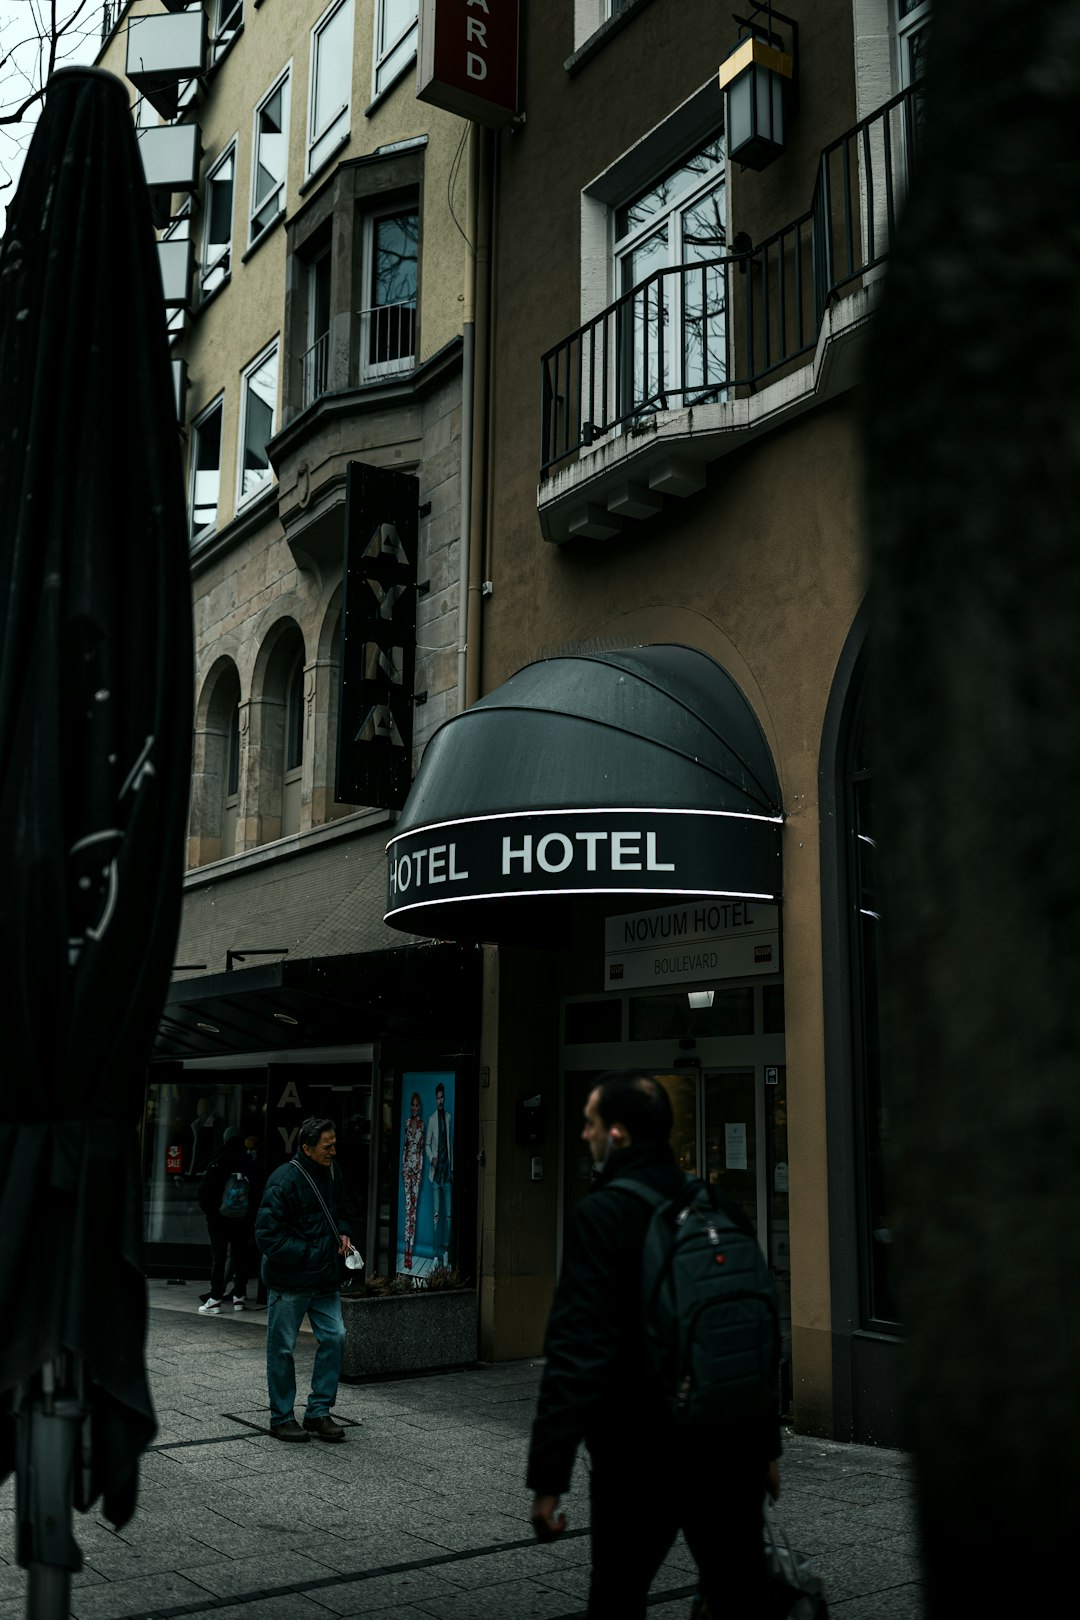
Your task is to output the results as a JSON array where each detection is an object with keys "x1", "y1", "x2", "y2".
[
  {"x1": 303, "y1": 1415, "x2": 345, "y2": 1443},
  {"x1": 270, "y1": 1420, "x2": 311, "y2": 1443}
]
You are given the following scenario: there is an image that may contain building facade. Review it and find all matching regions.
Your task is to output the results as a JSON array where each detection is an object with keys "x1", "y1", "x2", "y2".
[
  {"x1": 102, "y1": 0, "x2": 929, "y2": 1445},
  {"x1": 378, "y1": 0, "x2": 927, "y2": 1446},
  {"x1": 99, "y1": 2, "x2": 483, "y2": 1293}
]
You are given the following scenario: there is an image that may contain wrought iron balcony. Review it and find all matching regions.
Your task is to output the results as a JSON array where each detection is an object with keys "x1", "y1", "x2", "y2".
[
  {"x1": 301, "y1": 332, "x2": 330, "y2": 410},
  {"x1": 541, "y1": 83, "x2": 920, "y2": 479},
  {"x1": 358, "y1": 300, "x2": 417, "y2": 380}
]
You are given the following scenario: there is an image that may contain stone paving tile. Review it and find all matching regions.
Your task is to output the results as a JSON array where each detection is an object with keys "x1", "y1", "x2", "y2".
[
  {"x1": 301, "y1": 1532, "x2": 450, "y2": 1577},
  {"x1": 830, "y1": 1581, "x2": 927, "y2": 1619},
  {"x1": 412, "y1": 1541, "x2": 592, "y2": 1591},
  {"x1": 0, "y1": 1568, "x2": 24, "y2": 1604},
  {"x1": 409, "y1": 1577, "x2": 581, "y2": 1620},
  {"x1": 184, "y1": 1595, "x2": 341, "y2": 1620},
  {"x1": 68, "y1": 1570, "x2": 219, "y2": 1620},
  {"x1": 82, "y1": 1533, "x2": 221, "y2": 1581},
  {"x1": 180, "y1": 1550, "x2": 339, "y2": 1600},
  {"x1": 811, "y1": 1541, "x2": 924, "y2": 1605},
  {"x1": 301, "y1": 1568, "x2": 479, "y2": 1616}
]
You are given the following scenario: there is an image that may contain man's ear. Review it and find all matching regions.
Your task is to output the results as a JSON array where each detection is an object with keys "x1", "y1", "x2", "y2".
[{"x1": 608, "y1": 1127, "x2": 623, "y2": 1144}]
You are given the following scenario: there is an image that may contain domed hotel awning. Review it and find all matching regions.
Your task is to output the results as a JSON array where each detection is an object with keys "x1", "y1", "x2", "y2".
[{"x1": 384, "y1": 644, "x2": 783, "y2": 943}]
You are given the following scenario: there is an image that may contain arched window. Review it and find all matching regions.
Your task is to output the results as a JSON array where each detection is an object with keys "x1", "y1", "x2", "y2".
[
  {"x1": 282, "y1": 651, "x2": 305, "y2": 836},
  {"x1": 222, "y1": 693, "x2": 241, "y2": 857}
]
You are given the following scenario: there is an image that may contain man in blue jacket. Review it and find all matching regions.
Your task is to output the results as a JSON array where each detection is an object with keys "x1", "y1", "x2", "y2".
[{"x1": 255, "y1": 1116, "x2": 358, "y2": 1442}]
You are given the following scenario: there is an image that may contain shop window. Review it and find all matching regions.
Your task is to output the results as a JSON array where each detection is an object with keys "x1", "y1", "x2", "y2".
[
  {"x1": 360, "y1": 205, "x2": 418, "y2": 380},
  {"x1": 374, "y1": 0, "x2": 418, "y2": 99},
  {"x1": 201, "y1": 142, "x2": 235, "y2": 299},
  {"x1": 250, "y1": 68, "x2": 290, "y2": 246},
  {"x1": 212, "y1": 0, "x2": 243, "y2": 64},
  {"x1": 189, "y1": 395, "x2": 223, "y2": 541},
  {"x1": 308, "y1": 0, "x2": 354, "y2": 178},
  {"x1": 564, "y1": 998, "x2": 622, "y2": 1045},
  {"x1": 762, "y1": 982, "x2": 786, "y2": 1035},
  {"x1": 141, "y1": 1077, "x2": 265, "y2": 1248},
  {"x1": 237, "y1": 339, "x2": 278, "y2": 506},
  {"x1": 629, "y1": 986, "x2": 753, "y2": 1041}
]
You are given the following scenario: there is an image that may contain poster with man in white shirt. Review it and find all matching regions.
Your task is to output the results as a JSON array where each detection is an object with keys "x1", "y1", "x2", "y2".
[{"x1": 425, "y1": 1079, "x2": 454, "y2": 1269}]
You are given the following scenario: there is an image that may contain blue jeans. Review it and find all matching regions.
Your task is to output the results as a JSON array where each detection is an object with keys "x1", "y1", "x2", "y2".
[{"x1": 265, "y1": 1288, "x2": 346, "y2": 1427}]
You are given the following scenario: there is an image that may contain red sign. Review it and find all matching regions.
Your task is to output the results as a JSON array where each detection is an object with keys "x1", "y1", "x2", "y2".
[
  {"x1": 417, "y1": 0, "x2": 519, "y2": 128},
  {"x1": 165, "y1": 1143, "x2": 183, "y2": 1174}
]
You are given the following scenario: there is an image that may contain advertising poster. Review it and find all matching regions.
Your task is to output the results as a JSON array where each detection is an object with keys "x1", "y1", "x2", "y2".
[{"x1": 396, "y1": 1070, "x2": 455, "y2": 1278}]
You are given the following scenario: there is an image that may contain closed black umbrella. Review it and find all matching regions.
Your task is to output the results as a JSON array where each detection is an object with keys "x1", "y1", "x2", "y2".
[{"x1": 0, "y1": 66, "x2": 193, "y2": 1608}]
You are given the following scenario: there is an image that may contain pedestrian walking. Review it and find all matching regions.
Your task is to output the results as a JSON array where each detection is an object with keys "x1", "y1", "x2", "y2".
[
  {"x1": 254, "y1": 1116, "x2": 358, "y2": 1443},
  {"x1": 197, "y1": 1127, "x2": 259, "y2": 1314},
  {"x1": 527, "y1": 1070, "x2": 782, "y2": 1619}
]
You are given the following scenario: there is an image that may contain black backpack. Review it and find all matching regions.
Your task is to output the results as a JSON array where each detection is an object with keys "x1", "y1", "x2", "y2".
[{"x1": 617, "y1": 1176, "x2": 780, "y2": 1427}]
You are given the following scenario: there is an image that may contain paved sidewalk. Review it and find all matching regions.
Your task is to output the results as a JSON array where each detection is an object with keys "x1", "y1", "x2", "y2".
[{"x1": 1, "y1": 1297, "x2": 925, "y2": 1620}]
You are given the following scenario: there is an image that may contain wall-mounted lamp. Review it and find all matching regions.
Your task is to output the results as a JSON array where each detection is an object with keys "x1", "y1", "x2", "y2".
[
  {"x1": 687, "y1": 989, "x2": 716, "y2": 1010},
  {"x1": 719, "y1": 3, "x2": 798, "y2": 172}
]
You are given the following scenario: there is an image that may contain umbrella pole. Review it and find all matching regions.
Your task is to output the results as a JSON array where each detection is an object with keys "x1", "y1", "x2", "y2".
[{"x1": 15, "y1": 1358, "x2": 84, "y2": 1620}]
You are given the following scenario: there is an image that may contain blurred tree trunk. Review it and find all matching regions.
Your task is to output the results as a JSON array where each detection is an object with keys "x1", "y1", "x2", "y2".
[{"x1": 865, "y1": 0, "x2": 1080, "y2": 1610}]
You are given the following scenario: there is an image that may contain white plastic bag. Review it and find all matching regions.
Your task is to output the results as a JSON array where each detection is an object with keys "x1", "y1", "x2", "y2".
[{"x1": 763, "y1": 1501, "x2": 829, "y2": 1618}]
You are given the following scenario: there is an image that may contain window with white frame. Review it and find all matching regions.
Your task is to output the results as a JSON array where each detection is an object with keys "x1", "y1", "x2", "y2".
[
  {"x1": 251, "y1": 68, "x2": 290, "y2": 245},
  {"x1": 201, "y1": 142, "x2": 235, "y2": 298},
  {"x1": 360, "y1": 205, "x2": 418, "y2": 380},
  {"x1": 374, "y1": 1, "x2": 418, "y2": 98},
  {"x1": 303, "y1": 247, "x2": 332, "y2": 407},
  {"x1": 895, "y1": 0, "x2": 931, "y2": 87},
  {"x1": 612, "y1": 133, "x2": 727, "y2": 414},
  {"x1": 573, "y1": 1, "x2": 635, "y2": 51},
  {"x1": 308, "y1": 0, "x2": 354, "y2": 178},
  {"x1": 212, "y1": 0, "x2": 243, "y2": 64},
  {"x1": 238, "y1": 341, "x2": 279, "y2": 506},
  {"x1": 190, "y1": 396, "x2": 224, "y2": 541}
]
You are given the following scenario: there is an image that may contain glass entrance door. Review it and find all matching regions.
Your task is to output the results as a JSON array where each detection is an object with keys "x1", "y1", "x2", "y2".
[{"x1": 703, "y1": 1068, "x2": 757, "y2": 1231}]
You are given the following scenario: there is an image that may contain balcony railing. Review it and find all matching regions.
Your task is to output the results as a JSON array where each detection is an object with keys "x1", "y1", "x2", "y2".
[
  {"x1": 541, "y1": 84, "x2": 921, "y2": 478},
  {"x1": 301, "y1": 331, "x2": 330, "y2": 410},
  {"x1": 358, "y1": 300, "x2": 416, "y2": 379}
]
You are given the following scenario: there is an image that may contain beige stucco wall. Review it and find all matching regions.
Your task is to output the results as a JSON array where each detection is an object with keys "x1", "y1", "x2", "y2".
[
  {"x1": 472, "y1": 0, "x2": 869, "y2": 1434},
  {"x1": 103, "y1": 2, "x2": 468, "y2": 535}
]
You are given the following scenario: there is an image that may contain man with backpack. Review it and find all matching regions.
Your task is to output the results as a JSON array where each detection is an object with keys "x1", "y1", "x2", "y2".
[
  {"x1": 197, "y1": 1126, "x2": 258, "y2": 1314},
  {"x1": 527, "y1": 1070, "x2": 782, "y2": 1618}
]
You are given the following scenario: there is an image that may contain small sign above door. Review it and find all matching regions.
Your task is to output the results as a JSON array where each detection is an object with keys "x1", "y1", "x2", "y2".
[{"x1": 603, "y1": 900, "x2": 780, "y2": 990}]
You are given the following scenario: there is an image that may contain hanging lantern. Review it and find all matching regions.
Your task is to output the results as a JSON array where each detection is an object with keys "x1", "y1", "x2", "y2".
[{"x1": 719, "y1": 6, "x2": 798, "y2": 172}]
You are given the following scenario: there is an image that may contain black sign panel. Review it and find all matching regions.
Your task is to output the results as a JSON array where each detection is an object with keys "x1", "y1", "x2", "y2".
[
  {"x1": 384, "y1": 809, "x2": 783, "y2": 928},
  {"x1": 336, "y1": 462, "x2": 419, "y2": 810}
]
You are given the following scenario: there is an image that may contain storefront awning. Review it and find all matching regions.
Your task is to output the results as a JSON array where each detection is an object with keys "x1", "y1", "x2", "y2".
[{"x1": 384, "y1": 644, "x2": 783, "y2": 943}]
